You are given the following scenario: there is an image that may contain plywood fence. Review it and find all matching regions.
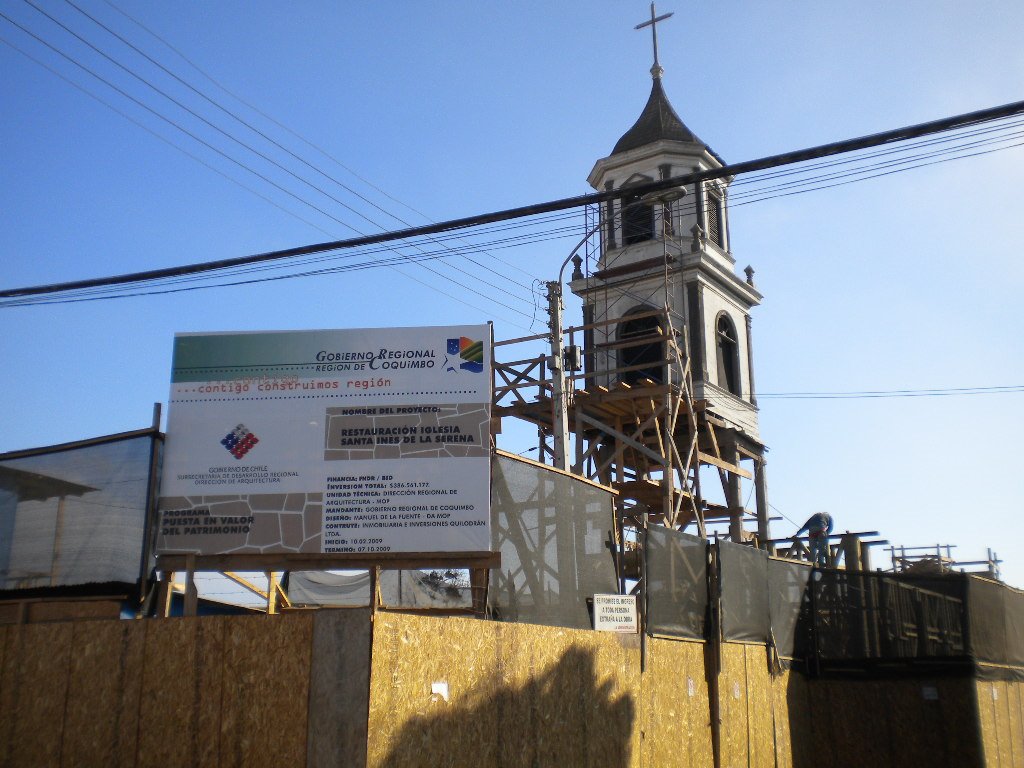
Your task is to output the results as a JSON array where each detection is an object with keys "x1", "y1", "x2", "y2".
[
  {"x1": 0, "y1": 611, "x2": 370, "y2": 768},
  {"x1": 977, "y1": 678, "x2": 1024, "y2": 768},
  {"x1": 1, "y1": 611, "x2": 1019, "y2": 767}
]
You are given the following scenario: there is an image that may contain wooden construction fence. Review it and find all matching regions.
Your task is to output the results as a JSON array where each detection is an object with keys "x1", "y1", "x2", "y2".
[{"x1": 0, "y1": 612, "x2": 1020, "y2": 767}]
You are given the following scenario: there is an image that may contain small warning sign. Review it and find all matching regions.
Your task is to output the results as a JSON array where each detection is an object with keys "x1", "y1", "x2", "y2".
[{"x1": 593, "y1": 594, "x2": 638, "y2": 633}]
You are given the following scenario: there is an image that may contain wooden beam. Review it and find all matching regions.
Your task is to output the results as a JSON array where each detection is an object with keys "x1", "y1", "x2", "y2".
[
  {"x1": 157, "y1": 551, "x2": 500, "y2": 573},
  {"x1": 183, "y1": 554, "x2": 198, "y2": 617},
  {"x1": 223, "y1": 571, "x2": 269, "y2": 599},
  {"x1": 495, "y1": 449, "x2": 617, "y2": 493},
  {"x1": 697, "y1": 452, "x2": 752, "y2": 479}
]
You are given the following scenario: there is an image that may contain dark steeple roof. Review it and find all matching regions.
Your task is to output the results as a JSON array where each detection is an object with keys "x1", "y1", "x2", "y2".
[{"x1": 611, "y1": 77, "x2": 707, "y2": 155}]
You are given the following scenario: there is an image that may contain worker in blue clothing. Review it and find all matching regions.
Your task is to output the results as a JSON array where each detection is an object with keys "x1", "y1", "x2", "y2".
[{"x1": 796, "y1": 512, "x2": 834, "y2": 567}]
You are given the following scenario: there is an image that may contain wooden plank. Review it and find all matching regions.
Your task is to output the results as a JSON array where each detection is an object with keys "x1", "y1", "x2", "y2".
[
  {"x1": 307, "y1": 609, "x2": 371, "y2": 768},
  {"x1": 366, "y1": 612, "x2": 640, "y2": 768},
  {"x1": 223, "y1": 571, "x2": 269, "y2": 599},
  {"x1": 718, "y1": 643, "x2": 748, "y2": 768},
  {"x1": 115, "y1": 619, "x2": 147, "y2": 768},
  {"x1": 194, "y1": 617, "x2": 228, "y2": 768},
  {"x1": 564, "y1": 306, "x2": 667, "y2": 335},
  {"x1": 8, "y1": 622, "x2": 73, "y2": 768},
  {"x1": 219, "y1": 614, "x2": 313, "y2": 768},
  {"x1": 993, "y1": 680, "x2": 1014, "y2": 768},
  {"x1": 976, "y1": 680, "x2": 1000, "y2": 768},
  {"x1": 805, "y1": 679, "x2": 839, "y2": 768},
  {"x1": 183, "y1": 553, "x2": 198, "y2": 617},
  {"x1": 641, "y1": 638, "x2": 712, "y2": 768},
  {"x1": 769, "y1": 669, "x2": 793, "y2": 768},
  {"x1": 745, "y1": 645, "x2": 775, "y2": 768},
  {"x1": 697, "y1": 451, "x2": 753, "y2": 479},
  {"x1": 137, "y1": 618, "x2": 198, "y2": 768},
  {"x1": 1008, "y1": 681, "x2": 1024, "y2": 768},
  {"x1": 25, "y1": 599, "x2": 122, "y2": 623},
  {"x1": 495, "y1": 449, "x2": 617, "y2": 493},
  {"x1": 62, "y1": 620, "x2": 130, "y2": 767},
  {"x1": 937, "y1": 677, "x2": 985, "y2": 768},
  {"x1": 0, "y1": 624, "x2": 20, "y2": 766},
  {"x1": 157, "y1": 551, "x2": 499, "y2": 573}
]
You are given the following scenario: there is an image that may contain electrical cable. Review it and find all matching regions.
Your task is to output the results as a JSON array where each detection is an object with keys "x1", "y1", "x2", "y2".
[
  {"x1": 99, "y1": 0, "x2": 540, "y2": 285},
  {"x1": 3, "y1": 23, "x2": 1023, "y2": 312},
  {"x1": 63, "y1": 0, "x2": 538, "y2": 296},
  {"x1": 9, "y1": 3, "x2": 537, "y2": 318}
]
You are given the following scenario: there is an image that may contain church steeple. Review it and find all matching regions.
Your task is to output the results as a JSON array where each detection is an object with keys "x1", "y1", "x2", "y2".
[
  {"x1": 571, "y1": 5, "x2": 763, "y2": 443},
  {"x1": 611, "y1": 78, "x2": 705, "y2": 155}
]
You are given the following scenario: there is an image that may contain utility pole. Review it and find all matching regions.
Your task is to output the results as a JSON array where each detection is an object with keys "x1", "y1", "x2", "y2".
[{"x1": 547, "y1": 279, "x2": 571, "y2": 470}]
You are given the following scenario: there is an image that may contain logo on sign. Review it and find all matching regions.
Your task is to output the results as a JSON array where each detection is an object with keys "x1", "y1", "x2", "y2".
[
  {"x1": 220, "y1": 423, "x2": 259, "y2": 460},
  {"x1": 446, "y1": 337, "x2": 484, "y2": 373}
]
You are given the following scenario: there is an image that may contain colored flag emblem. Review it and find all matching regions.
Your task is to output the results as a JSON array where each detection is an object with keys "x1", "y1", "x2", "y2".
[
  {"x1": 447, "y1": 337, "x2": 484, "y2": 373},
  {"x1": 221, "y1": 424, "x2": 259, "y2": 460}
]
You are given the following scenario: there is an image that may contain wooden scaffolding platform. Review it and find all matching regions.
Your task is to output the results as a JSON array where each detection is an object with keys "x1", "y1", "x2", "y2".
[{"x1": 493, "y1": 308, "x2": 771, "y2": 582}]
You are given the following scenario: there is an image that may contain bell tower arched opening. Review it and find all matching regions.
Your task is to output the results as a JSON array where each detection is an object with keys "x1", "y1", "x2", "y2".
[{"x1": 715, "y1": 312, "x2": 741, "y2": 396}]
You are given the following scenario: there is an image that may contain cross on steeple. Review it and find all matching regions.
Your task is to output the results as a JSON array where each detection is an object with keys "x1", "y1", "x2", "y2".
[{"x1": 635, "y1": 2, "x2": 674, "y2": 80}]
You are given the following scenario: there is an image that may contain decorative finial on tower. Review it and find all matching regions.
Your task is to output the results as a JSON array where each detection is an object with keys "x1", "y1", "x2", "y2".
[
  {"x1": 744, "y1": 265, "x2": 756, "y2": 286},
  {"x1": 571, "y1": 254, "x2": 584, "y2": 281},
  {"x1": 635, "y1": 2, "x2": 674, "y2": 80}
]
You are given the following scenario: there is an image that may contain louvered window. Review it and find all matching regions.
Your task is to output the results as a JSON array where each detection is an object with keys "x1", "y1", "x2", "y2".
[
  {"x1": 706, "y1": 189, "x2": 724, "y2": 248},
  {"x1": 623, "y1": 193, "x2": 654, "y2": 245}
]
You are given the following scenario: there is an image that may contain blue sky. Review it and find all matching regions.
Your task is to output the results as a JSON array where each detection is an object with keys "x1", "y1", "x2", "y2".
[{"x1": 2, "y1": 1, "x2": 1022, "y2": 585}]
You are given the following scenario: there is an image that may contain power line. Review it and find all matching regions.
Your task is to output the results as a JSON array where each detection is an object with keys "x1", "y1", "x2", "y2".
[
  {"x1": 757, "y1": 385, "x2": 1024, "y2": 400},
  {"x1": 5, "y1": 96, "x2": 1024, "y2": 305},
  {"x1": 8, "y1": 3, "x2": 537, "y2": 320},
  {"x1": 99, "y1": 0, "x2": 540, "y2": 286},
  {"x1": 63, "y1": 0, "x2": 537, "y2": 296},
  {"x1": 0, "y1": 33, "x2": 337, "y2": 238}
]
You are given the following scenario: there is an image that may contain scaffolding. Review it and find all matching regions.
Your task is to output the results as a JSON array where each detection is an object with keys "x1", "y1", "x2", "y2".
[{"x1": 492, "y1": 306, "x2": 770, "y2": 589}]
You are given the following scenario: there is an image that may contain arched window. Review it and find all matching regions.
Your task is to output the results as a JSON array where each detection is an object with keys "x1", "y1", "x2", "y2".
[
  {"x1": 618, "y1": 308, "x2": 664, "y2": 384},
  {"x1": 716, "y1": 313, "x2": 741, "y2": 395}
]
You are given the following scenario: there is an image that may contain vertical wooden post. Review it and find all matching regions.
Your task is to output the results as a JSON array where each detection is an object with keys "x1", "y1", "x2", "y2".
[
  {"x1": 726, "y1": 445, "x2": 743, "y2": 543},
  {"x1": 470, "y1": 568, "x2": 489, "y2": 617},
  {"x1": 137, "y1": 403, "x2": 163, "y2": 604},
  {"x1": 183, "y1": 555, "x2": 198, "y2": 617},
  {"x1": 155, "y1": 571, "x2": 175, "y2": 618},
  {"x1": 368, "y1": 567, "x2": 380, "y2": 614},
  {"x1": 266, "y1": 571, "x2": 279, "y2": 615},
  {"x1": 754, "y1": 457, "x2": 770, "y2": 550}
]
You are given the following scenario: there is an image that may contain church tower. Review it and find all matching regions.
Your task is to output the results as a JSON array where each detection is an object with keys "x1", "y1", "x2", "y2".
[
  {"x1": 567, "y1": 5, "x2": 768, "y2": 543},
  {"x1": 569, "y1": 22, "x2": 761, "y2": 442}
]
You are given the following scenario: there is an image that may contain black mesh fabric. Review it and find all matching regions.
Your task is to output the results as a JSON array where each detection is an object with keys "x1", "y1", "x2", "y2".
[
  {"x1": 1004, "y1": 586, "x2": 1024, "y2": 668},
  {"x1": 967, "y1": 577, "x2": 1009, "y2": 665},
  {"x1": 812, "y1": 570, "x2": 967, "y2": 661},
  {"x1": 767, "y1": 558, "x2": 812, "y2": 659},
  {"x1": 488, "y1": 454, "x2": 617, "y2": 629},
  {"x1": 718, "y1": 541, "x2": 769, "y2": 643},
  {"x1": 646, "y1": 527, "x2": 707, "y2": 639}
]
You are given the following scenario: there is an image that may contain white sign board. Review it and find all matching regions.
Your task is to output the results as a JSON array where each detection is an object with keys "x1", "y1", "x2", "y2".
[
  {"x1": 593, "y1": 594, "x2": 638, "y2": 633},
  {"x1": 157, "y1": 325, "x2": 491, "y2": 555}
]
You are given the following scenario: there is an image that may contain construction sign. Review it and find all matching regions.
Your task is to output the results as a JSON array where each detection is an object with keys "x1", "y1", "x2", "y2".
[{"x1": 156, "y1": 324, "x2": 492, "y2": 556}]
